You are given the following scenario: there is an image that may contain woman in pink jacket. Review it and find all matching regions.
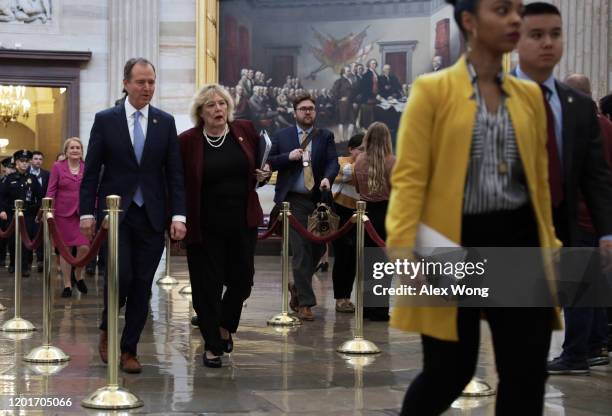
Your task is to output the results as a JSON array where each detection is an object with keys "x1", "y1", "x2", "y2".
[{"x1": 47, "y1": 137, "x2": 89, "y2": 297}]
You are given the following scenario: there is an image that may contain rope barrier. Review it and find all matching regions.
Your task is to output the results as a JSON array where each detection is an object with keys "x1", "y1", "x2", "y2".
[
  {"x1": 0, "y1": 220, "x2": 15, "y2": 239},
  {"x1": 18, "y1": 216, "x2": 43, "y2": 250},
  {"x1": 257, "y1": 217, "x2": 280, "y2": 240},
  {"x1": 287, "y1": 214, "x2": 355, "y2": 244},
  {"x1": 363, "y1": 220, "x2": 386, "y2": 248},
  {"x1": 47, "y1": 216, "x2": 108, "y2": 268}
]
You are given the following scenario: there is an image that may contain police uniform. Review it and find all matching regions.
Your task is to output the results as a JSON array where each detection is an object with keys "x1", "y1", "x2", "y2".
[
  {"x1": 0, "y1": 151, "x2": 43, "y2": 275},
  {"x1": 0, "y1": 157, "x2": 14, "y2": 268}
]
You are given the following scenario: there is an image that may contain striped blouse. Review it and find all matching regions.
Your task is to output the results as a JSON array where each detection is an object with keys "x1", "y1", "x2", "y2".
[{"x1": 463, "y1": 62, "x2": 529, "y2": 214}]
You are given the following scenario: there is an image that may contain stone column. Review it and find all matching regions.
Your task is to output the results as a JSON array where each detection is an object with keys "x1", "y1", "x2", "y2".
[
  {"x1": 108, "y1": 0, "x2": 160, "y2": 107},
  {"x1": 551, "y1": 0, "x2": 609, "y2": 99}
]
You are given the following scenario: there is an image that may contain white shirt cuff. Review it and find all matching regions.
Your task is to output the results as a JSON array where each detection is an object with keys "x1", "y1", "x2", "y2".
[
  {"x1": 172, "y1": 215, "x2": 186, "y2": 224},
  {"x1": 80, "y1": 215, "x2": 95, "y2": 220}
]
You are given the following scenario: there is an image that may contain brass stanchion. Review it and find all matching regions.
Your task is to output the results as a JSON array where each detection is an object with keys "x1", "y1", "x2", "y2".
[
  {"x1": 24, "y1": 198, "x2": 70, "y2": 363},
  {"x1": 0, "y1": 302, "x2": 6, "y2": 311},
  {"x1": 337, "y1": 201, "x2": 379, "y2": 354},
  {"x1": 268, "y1": 202, "x2": 301, "y2": 326},
  {"x1": 2, "y1": 200, "x2": 35, "y2": 332},
  {"x1": 156, "y1": 235, "x2": 179, "y2": 285},
  {"x1": 461, "y1": 377, "x2": 496, "y2": 397},
  {"x1": 82, "y1": 195, "x2": 143, "y2": 409},
  {"x1": 178, "y1": 284, "x2": 192, "y2": 295}
]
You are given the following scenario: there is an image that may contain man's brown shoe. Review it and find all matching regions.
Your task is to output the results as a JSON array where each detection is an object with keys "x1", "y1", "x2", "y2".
[
  {"x1": 297, "y1": 306, "x2": 314, "y2": 321},
  {"x1": 120, "y1": 352, "x2": 142, "y2": 374},
  {"x1": 98, "y1": 331, "x2": 108, "y2": 364},
  {"x1": 288, "y1": 283, "x2": 299, "y2": 312}
]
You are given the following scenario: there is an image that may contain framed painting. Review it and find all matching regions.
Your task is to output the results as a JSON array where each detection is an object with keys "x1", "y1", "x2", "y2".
[{"x1": 198, "y1": 0, "x2": 464, "y2": 144}]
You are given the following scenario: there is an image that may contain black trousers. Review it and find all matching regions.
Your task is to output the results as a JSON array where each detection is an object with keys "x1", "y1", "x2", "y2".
[
  {"x1": 8, "y1": 213, "x2": 36, "y2": 270},
  {"x1": 364, "y1": 200, "x2": 389, "y2": 316},
  {"x1": 99, "y1": 203, "x2": 165, "y2": 355},
  {"x1": 331, "y1": 203, "x2": 356, "y2": 299},
  {"x1": 187, "y1": 226, "x2": 256, "y2": 356},
  {"x1": 401, "y1": 205, "x2": 554, "y2": 415}
]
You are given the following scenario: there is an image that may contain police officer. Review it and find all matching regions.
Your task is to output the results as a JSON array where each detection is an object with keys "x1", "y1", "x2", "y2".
[
  {"x1": 0, "y1": 157, "x2": 15, "y2": 268},
  {"x1": 0, "y1": 150, "x2": 43, "y2": 276}
]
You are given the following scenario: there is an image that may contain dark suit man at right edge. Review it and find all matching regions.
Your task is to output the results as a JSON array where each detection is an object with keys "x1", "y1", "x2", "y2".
[
  {"x1": 267, "y1": 93, "x2": 339, "y2": 321},
  {"x1": 515, "y1": 3, "x2": 612, "y2": 375}
]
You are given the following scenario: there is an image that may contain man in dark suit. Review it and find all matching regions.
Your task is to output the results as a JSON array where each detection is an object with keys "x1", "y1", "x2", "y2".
[
  {"x1": 359, "y1": 58, "x2": 379, "y2": 129},
  {"x1": 378, "y1": 64, "x2": 403, "y2": 99},
  {"x1": 80, "y1": 57, "x2": 186, "y2": 373},
  {"x1": 267, "y1": 92, "x2": 339, "y2": 321},
  {"x1": 515, "y1": 2, "x2": 612, "y2": 375},
  {"x1": 28, "y1": 150, "x2": 49, "y2": 272}
]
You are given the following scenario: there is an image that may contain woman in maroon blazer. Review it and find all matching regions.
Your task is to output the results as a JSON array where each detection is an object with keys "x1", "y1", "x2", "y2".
[
  {"x1": 179, "y1": 84, "x2": 270, "y2": 368},
  {"x1": 46, "y1": 137, "x2": 89, "y2": 297}
]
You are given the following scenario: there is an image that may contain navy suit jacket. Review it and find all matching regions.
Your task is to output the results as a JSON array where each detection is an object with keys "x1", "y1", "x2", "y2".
[
  {"x1": 80, "y1": 103, "x2": 186, "y2": 233},
  {"x1": 29, "y1": 167, "x2": 50, "y2": 196},
  {"x1": 510, "y1": 69, "x2": 612, "y2": 243},
  {"x1": 268, "y1": 126, "x2": 339, "y2": 205}
]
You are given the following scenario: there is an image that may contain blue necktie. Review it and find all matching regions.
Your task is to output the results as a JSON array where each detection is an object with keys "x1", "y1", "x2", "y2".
[{"x1": 133, "y1": 110, "x2": 145, "y2": 206}]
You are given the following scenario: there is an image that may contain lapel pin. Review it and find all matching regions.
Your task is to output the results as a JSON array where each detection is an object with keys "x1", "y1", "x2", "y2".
[
  {"x1": 568, "y1": 96, "x2": 574, "y2": 104},
  {"x1": 238, "y1": 137, "x2": 244, "y2": 142},
  {"x1": 153, "y1": 118, "x2": 158, "y2": 124}
]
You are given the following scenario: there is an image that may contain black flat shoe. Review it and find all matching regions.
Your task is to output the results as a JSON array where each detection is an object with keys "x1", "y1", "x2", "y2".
[
  {"x1": 76, "y1": 279, "x2": 88, "y2": 294},
  {"x1": 61, "y1": 287, "x2": 72, "y2": 298},
  {"x1": 223, "y1": 334, "x2": 233, "y2": 353},
  {"x1": 203, "y1": 353, "x2": 222, "y2": 368}
]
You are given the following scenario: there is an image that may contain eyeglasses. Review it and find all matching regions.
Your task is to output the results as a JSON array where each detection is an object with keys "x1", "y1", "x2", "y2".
[{"x1": 297, "y1": 107, "x2": 316, "y2": 113}]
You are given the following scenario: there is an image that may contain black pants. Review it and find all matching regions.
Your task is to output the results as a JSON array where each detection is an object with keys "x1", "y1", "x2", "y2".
[
  {"x1": 401, "y1": 307, "x2": 553, "y2": 416},
  {"x1": 401, "y1": 205, "x2": 553, "y2": 415},
  {"x1": 331, "y1": 203, "x2": 356, "y2": 299},
  {"x1": 187, "y1": 226, "x2": 256, "y2": 356},
  {"x1": 8, "y1": 213, "x2": 36, "y2": 270},
  {"x1": 363, "y1": 200, "x2": 389, "y2": 317},
  {"x1": 99, "y1": 203, "x2": 165, "y2": 355}
]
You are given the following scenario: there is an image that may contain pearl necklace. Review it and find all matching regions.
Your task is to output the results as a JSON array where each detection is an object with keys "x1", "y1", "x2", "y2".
[
  {"x1": 68, "y1": 163, "x2": 80, "y2": 175},
  {"x1": 203, "y1": 125, "x2": 229, "y2": 148}
]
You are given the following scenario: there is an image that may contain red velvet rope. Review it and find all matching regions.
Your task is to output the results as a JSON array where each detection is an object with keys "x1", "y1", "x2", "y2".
[
  {"x1": 257, "y1": 217, "x2": 280, "y2": 240},
  {"x1": 0, "y1": 220, "x2": 15, "y2": 239},
  {"x1": 287, "y1": 214, "x2": 355, "y2": 244},
  {"x1": 364, "y1": 220, "x2": 386, "y2": 248},
  {"x1": 18, "y1": 216, "x2": 43, "y2": 250},
  {"x1": 47, "y1": 216, "x2": 108, "y2": 267}
]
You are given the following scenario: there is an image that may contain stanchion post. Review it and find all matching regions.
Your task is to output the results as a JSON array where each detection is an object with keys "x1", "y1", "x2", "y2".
[
  {"x1": 179, "y1": 284, "x2": 192, "y2": 295},
  {"x1": 82, "y1": 195, "x2": 143, "y2": 409},
  {"x1": 24, "y1": 198, "x2": 70, "y2": 363},
  {"x1": 337, "y1": 201, "x2": 379, "y2": 354},
  {"x1": 156, "y1": 235, "x2": 179, "y2": 285},
  {"x1": 2, "y1": 200, "x2": 35, "y2": 332},
  {"x1": 267, "y1": 202, "x2": 300, "y2": 326}
]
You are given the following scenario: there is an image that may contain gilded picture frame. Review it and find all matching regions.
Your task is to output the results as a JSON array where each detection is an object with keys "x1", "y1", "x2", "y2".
[{"x1": 196, "y1": 0, "x2": 220, "y2": 87}]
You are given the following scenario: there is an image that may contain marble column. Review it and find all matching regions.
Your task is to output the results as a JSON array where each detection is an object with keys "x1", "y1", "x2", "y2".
[
  {"x1": 108, "y1": 0, "x2": 160, "y2": 107},
  {"x1": 551, "y1": 0, "x2": 609, "y2": 99}
]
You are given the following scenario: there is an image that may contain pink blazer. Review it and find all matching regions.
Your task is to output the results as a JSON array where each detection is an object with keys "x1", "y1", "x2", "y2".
[{"x1": 46, "y1": 160, "x2": 85, "y2": 217}]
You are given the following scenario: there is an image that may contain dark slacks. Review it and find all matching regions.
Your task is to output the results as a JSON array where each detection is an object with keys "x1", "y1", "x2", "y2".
[
  {"x1": 331, "y1": 203, "x2": 356, "y2": 299},
  {"x1": 287, "y1": 193, "x2": 325, "y2": 307},
  {"x1": 99, "y1": 203, "x2": 165, "y2": 355},
  {"x1": 363, "y1": 200, "x2": 389, "y2": 317},
  {"x1": 401, "y1": 205, "x2": 554, "y2": 415},
  {"x1": 8, "y1": 213, "x2": 36, "y2": 270},
  {"x1": 561, "y1": 226, "x2": 609, "y2": 362},
  {"x1": 187, "y1": 226, "x2": 256, "y2": 356}
]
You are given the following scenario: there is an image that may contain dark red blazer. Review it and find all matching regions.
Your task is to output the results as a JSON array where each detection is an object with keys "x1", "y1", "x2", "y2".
[{"x1": 178, "y1": 119, "x2": 264, "y2": 245}]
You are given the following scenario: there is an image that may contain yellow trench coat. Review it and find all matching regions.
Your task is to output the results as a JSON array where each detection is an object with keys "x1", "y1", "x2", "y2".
[{"x1": 386, "y1": 56, "x2": 562, "y2": 341}]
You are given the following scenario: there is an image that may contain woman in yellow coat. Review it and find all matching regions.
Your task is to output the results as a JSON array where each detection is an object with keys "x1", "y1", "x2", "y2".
[{"x1": 386, "y1": 0, "x2": 560, "y2": 414}]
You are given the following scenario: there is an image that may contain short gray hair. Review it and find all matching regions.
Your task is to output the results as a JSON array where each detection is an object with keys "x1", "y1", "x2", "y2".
[
  {"x1": 123, "y1": 57, "x2": 156, "y2": 81},
  {"x1": 189, "y1": 84, "x2": 235, "y2": 127}
]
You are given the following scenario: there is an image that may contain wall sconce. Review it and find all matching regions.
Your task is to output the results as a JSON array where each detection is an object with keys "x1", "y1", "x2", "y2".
[{"x1": 0, "y1": 138, "x2": 9, "y2": 154}]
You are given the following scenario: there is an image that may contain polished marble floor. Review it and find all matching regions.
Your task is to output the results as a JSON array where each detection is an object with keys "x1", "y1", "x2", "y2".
[{"x1": 0, "y1": 254, "x2": 611, "y2": 415}]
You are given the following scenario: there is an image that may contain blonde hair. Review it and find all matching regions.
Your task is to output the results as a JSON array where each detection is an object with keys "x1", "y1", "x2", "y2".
[
  {"x1": 63, "y1": 137, "x2": 83, "y2": 155},
  {"x1": 189, "y1": 84, "x2": 235, "y2": 127},
  {"x1": 363, "y1": 122, "x2": 392, "y2": 193}
]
